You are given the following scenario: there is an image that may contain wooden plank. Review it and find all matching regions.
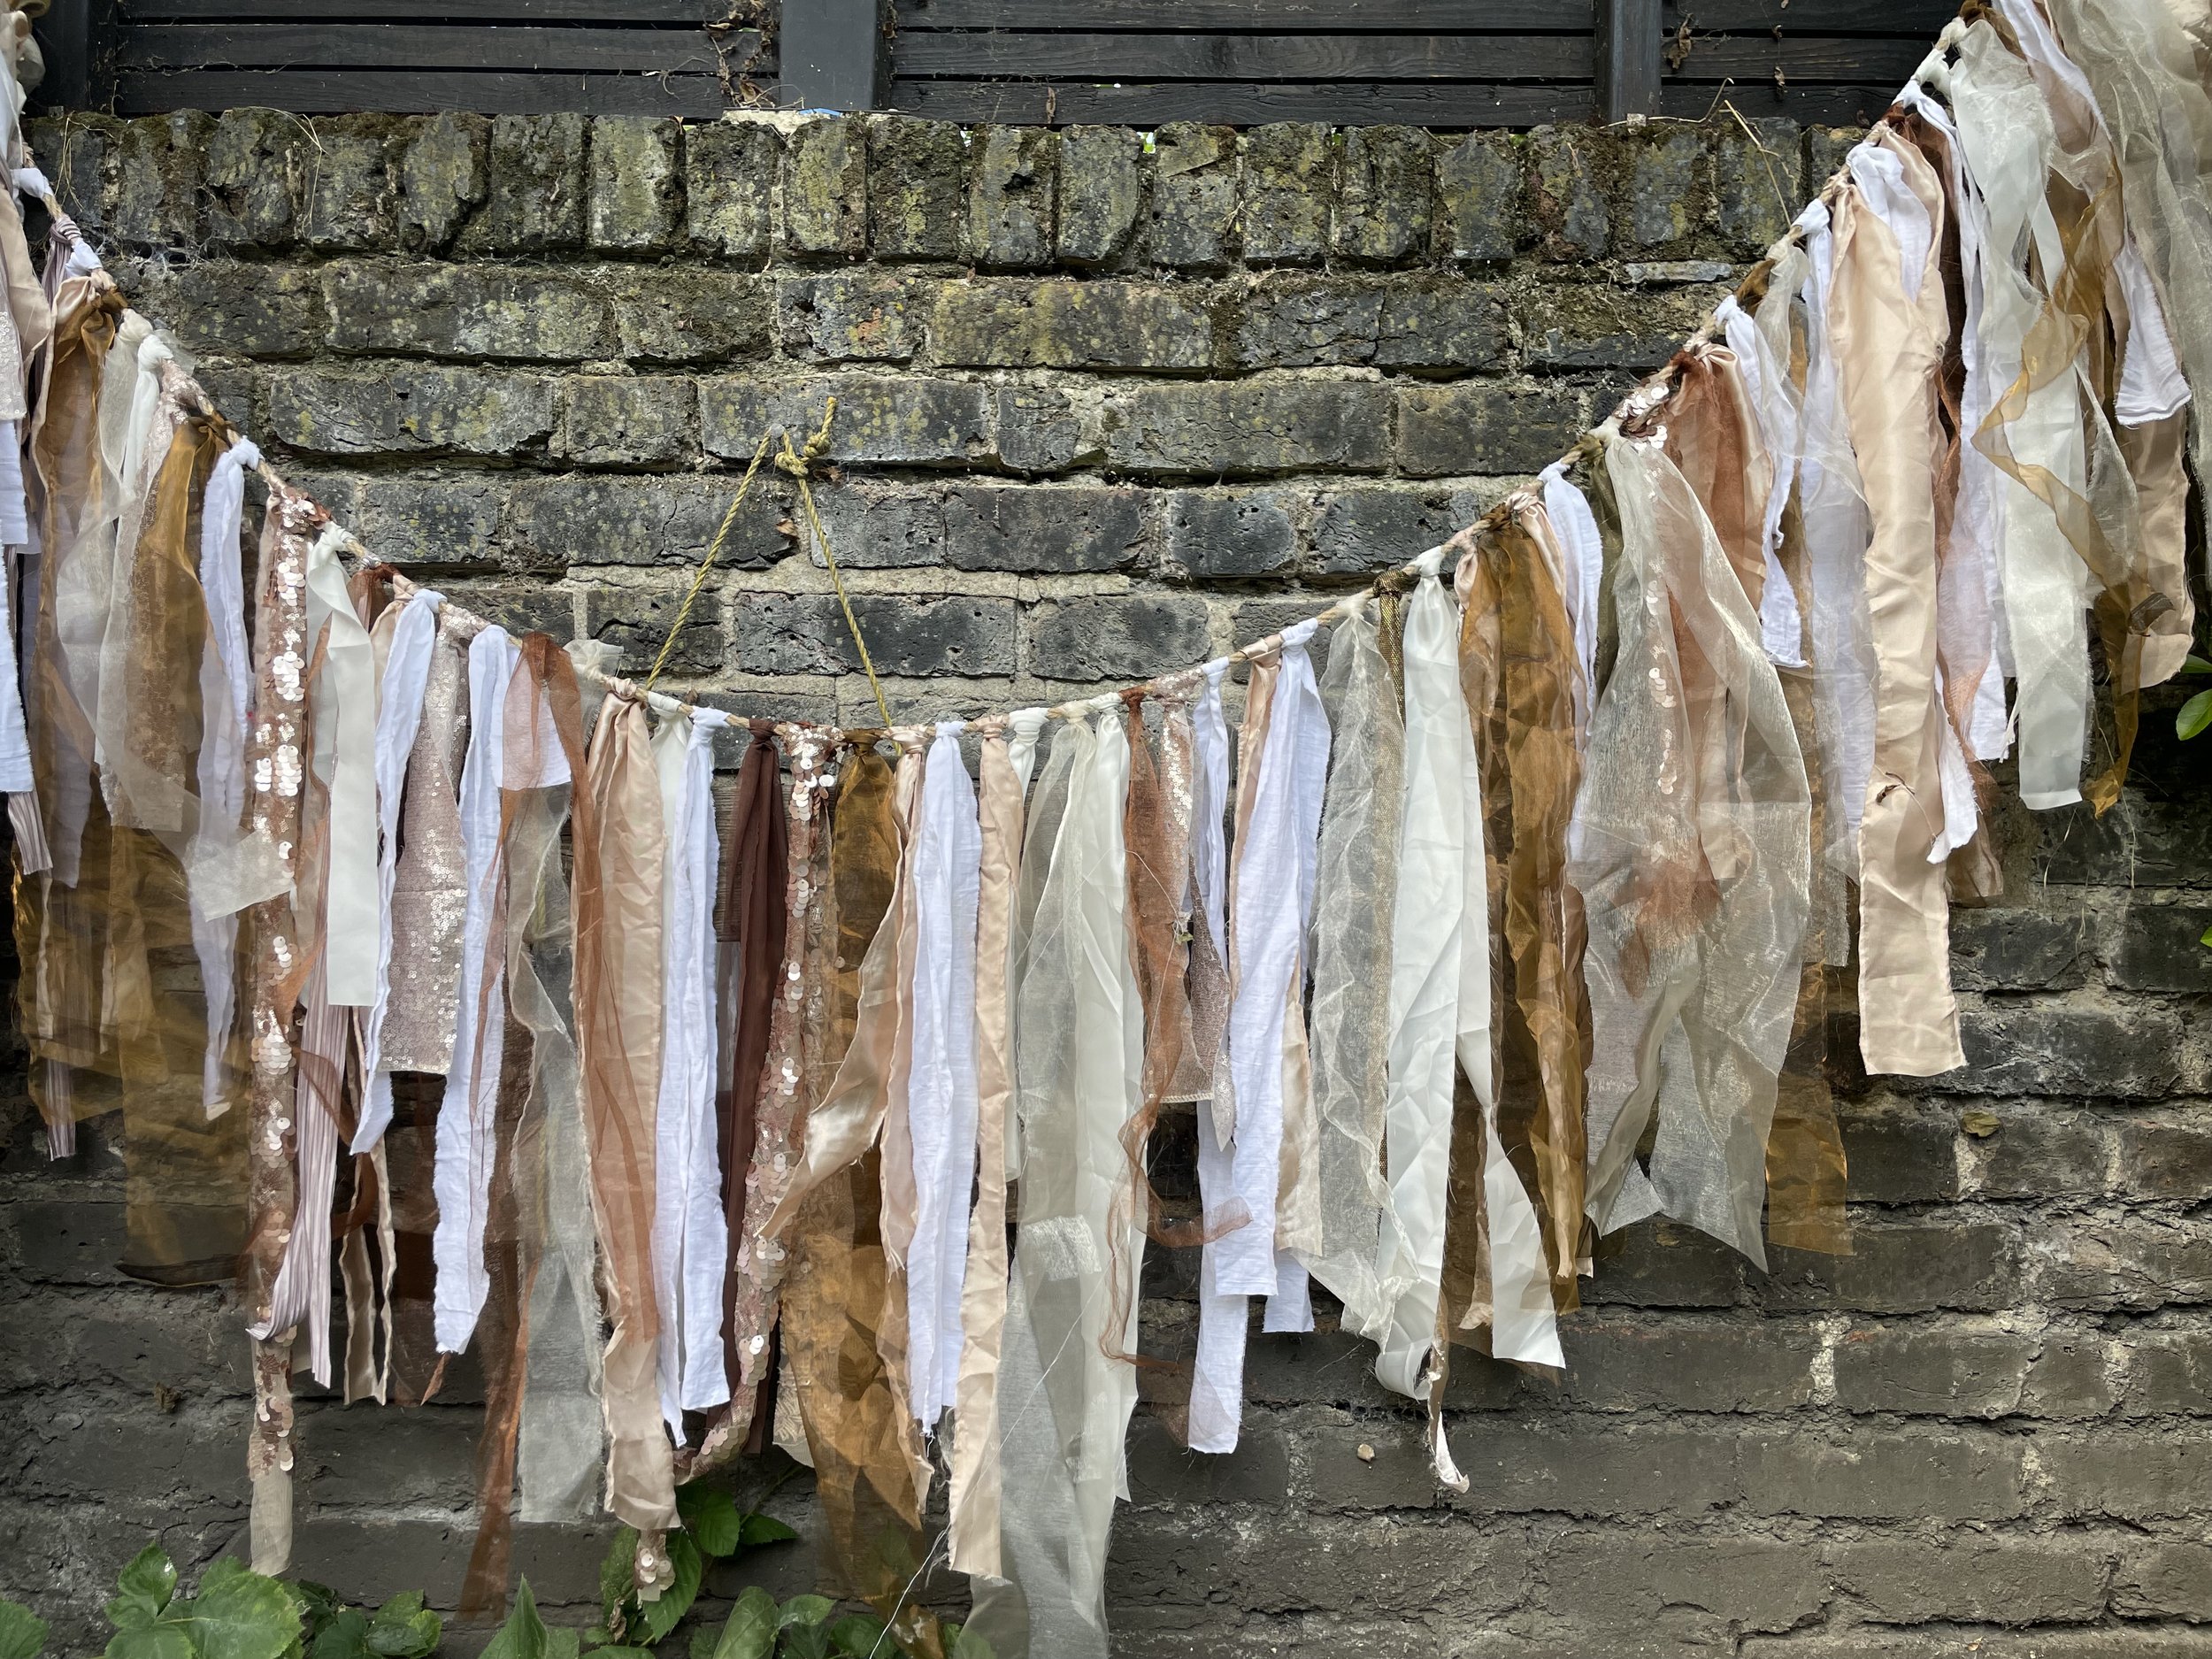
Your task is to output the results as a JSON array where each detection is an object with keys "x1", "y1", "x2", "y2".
[
  {"x1": 34, "y1": 0, "x2": 102, "y2": 108},
  {"x1": 889, "y1": 77, "x2": 1585, "y2": 126},
  {"x1": 116, "y1": 22, "x2": 735, "y2": 74},
  {"x1": 1658, "y1": 79, "x2": 1901, "y2": 125},
  {"x1": 1662, "y1": 35, "x2": 1925, "y2": 83},
  {"x1": 112, "y1": 67, "x2": 749, "y2": 115},
  {"x1": 781, "y1": 0, "x2": 887, "y2": 111},
  {"x1": 896, "y1": 30, "x2": 1587, "y2": 81},
  {"x1": 122, "y1": 0, "x2": 725, "y2": 18},
  {"x1": 1595, "y1": 0, "x2": 1661, "y2": 119},
  {"x1": 1663, "y1": 0, "x2": 1955, "y2": 31},
  {"x1": 895, "y1": 0, "x2": 1592, "y2": 29}
]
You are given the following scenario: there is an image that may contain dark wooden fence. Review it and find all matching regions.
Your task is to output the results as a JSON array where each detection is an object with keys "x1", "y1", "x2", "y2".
[{"x1": 42, "y1": 0, "x2": 1951, "y2": 127}]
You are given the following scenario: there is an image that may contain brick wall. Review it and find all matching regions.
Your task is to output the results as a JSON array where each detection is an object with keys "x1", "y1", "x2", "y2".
[{"x1": 1, "y1": 104, "x2": 2208, "y2": 1659}]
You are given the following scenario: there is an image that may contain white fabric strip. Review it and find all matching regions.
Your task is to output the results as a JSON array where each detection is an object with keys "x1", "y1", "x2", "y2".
[
  {"x1": 2114, "y1": 238, "x2": 2192, "y2": 426},
  {"x1": 301, "y1": 522, "x2": 382, "y2": 1002},
  {"x1": 431, "y1": 626, "x2": 518, "y2": 1355},
  {"x1": 351, "y1": 588, "x2": 444, "y2": 1154},
  {"x1": 650, "y1": 705, "x2": 733, "y2": 1432},
  {"x1": 1713, "y1": 298, "x2": 1809, "y2": 669},
  {"x1": 1189, "y1": 657, "x2": 1233, "y2": 975},
  {"x1": 906, "y1": 718, "x2": 984, "y2": 1429},
  {"x1": 1537, "y1": 467, "x2": 1603, "y2": 732}
]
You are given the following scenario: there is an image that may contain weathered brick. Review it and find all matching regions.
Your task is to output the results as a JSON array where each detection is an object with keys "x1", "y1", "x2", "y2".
[
  {"x1": 1831, "y1": 1322, "x2": 2036, "y2": 1417},
  {"x1": 1026, "y1": 595, "x2": 1213, "y2": 681},
  {"x1": 287, "y1": 1518, "x2": 625, "y2": 1617},
  {"x1": 1949, "y1": 905, "x2": 2092, "y2": 991},
  {"x1": 731, "y1": 593, "x2": 1016, "y2": 678},
  {"x1": 1333, "y1": 126, "x2": 1433, "y2": 265},
  {"x1": 302, "y1": 116, "x2": 398, "y2": 254},
  {"x1": 1104, "y1": 382, "x2": 1391, "y2": 477},
  {"x1": 2114, "y1": 1116, "x2": 2212, "y2": 1198},
  {"x1": 587, "y1": 115, "x2": 681, "y2": 252},
  {"x1": 1714, "y1": 118, "x2": 1802, "y2": 257},
  {"x1": 0, "y1": 1286, "x2": 243, "y2": 1398},
  {"x1": 2115, "y1": 1541, "x2": 2212, "y2": 1618},
  {"x1": 1125, "y1": 1413, "x2": 1290, "y2": 1506},
  {"x1": 324, "y1": 262, "x2": 615, "y2": 360},
  {"x1": 1547, "y1": 1533, "x2": 1824, "y2": 1633},
  {"x1": 1056, "y1": 126, "x2": 1144, "y2": 265},
  {"x1": 19, "y1": 1401, "x2": 246, "y2": 1508},
  {"x1": 868, "y1": 116, "x2": 965, "y2": 260},
  {"x1": 507, "y1": 474, "x2": 787, "y2": 572},
  {"x1": 968, "y1": 127, "x2": 1056, "y2": 268},
  {"x1": 1311, "y1": 485, "x2": 1470, "y2": 573},
  {"x1": 462, "y1": 112, "x2": 587, "y2": 253},
  {"x1": 439, "y1": 581, "x2": 576, "y2": 642},
  {"x1": 1558, "y1": 1315, "x2": 1820, "y2": 1412},
  {"x1": 579, "y1": 579, "x2": 722, "y2": 677},
  {"x1": 1375, "y1": 281, "x2": 1506, "y2": 373},
  {"x1": 1114, "y1": 1511, "x2": 1526, "y2": 1618},
  {"x1": 1234, "y1": 280, "x2": 1385, "y2": 370},
  {"x1": 781, "y1": 117, "x2": 868, "y2": 257},
  {"x1": 2040, "y1": 1430, "x2": 2212, "y2": 1519},
  {"x1": 1229, "y1": 599, "x2": 1335, "y2": 674},
  {"x1": 2108, "y1": 900, "x2": 2212, "y2": 992},
  {"x1": 1760, "y1": 1221, "x2": 2018, "y2": 1315},
  {"x1": 1828, "y1": 1537, "x2": 2111, "y2": 1625},
  {"x1": 203, "y1": 108, "x2": 300, "y2": 250},
  {"x1": 1966, "y1": 1104, "x2": 2110, "y2": 1199},
  {"x1": 1584, "y1": 1217, "x2": 1747, "y2": 1309},
  {"x1": 1802, "y1": 126, "x2": 1868, "y2": 198},
  {"x1": 1165, "y1": 489, "x2": 1298, "y2": 578},
  {"x1": 29, "y1": 113, "x2": 112, "y2": 236},
  {"x1": 1363, "y1": 1417, "x2": 1747, "y2": 1517},
  {"x1": 779, "y1": 273, "x2": 918, "y2": 364},
  {"x1": 267, "y1": 365, "x2": 554, "y2": 458},
  {"x1": 1240, "y1": 124, "x2": 1332, "y2": 265},
  {"x1": 701, "y1": 374, "x2": 991, "y2": 466},
  {"x1": 805, "y1": 483, "x2": 945, "y2": 569},
  {"x1": 353, "y1": 472, "x2": 507, "y2": 566},
  {"x1": 1516, "y1": 281, "x2": 1726, "y2": 371},
  {"x1": 1399, "y1": 380, "x2": 1585, "y2": 478},
  {"x1": 396, "y1": 111, "x2": 488, "y2": 254},
  {"x1": 555, "y1": 375, "x2": 695, "y2": 466},
  {"x1": 2037, "y1": 1218, "x2": 2212, "y2": 1311},
  {"x1": 1838, "y1": 1101, "x2": 1961, "y2": 1202},
  {"x1": 1952, "y1": 1002, "x2": 2184, "y2": 1100},
  {"x1": 300, "y1": 1402, "x2": 480, "y2": 1508},
  {"x1": 1436, "y1": 131, "x2": 1525, "y2": 263},
  {"x1": 607, "y1": 267, "x2": 772, "y2": 365},
  {"x1": 931, "y1": 280, "x2": 1215, "y2": 371},
  {"x1": 684, "y1": 119, "x2": 777, "y2": 258},
  {"x1": 995, "y1": 385, "x2": 1084, "y2": 473},
  {"x1": 2120, "y1": 1330, "x2": 2212, "y2": 1416},
  {"x1": 1739, "y1": 1426, "x2": 2027, "y2": 1519},
  {"x1": 1530, "y1": 125, "x2": 1609, "y2": 260},
  {"x1": 111, "y1": 113, "x2": 211, "y2": 250},
  {"x1": 1142, "y1": 123, "x2": 1239, "y2": 271},
  {"x1": 943, "y1": 485, "x2": 1147, "y2": 574},
  {"x1": 140, "y1": 262, "x2": 326, "y2": 358},
  {"x1": 2021, "y1": 1329, "x2": 2120, "y2": 1419},
  {"x1": 1626, "y1": 129, "x2": 1707, "y2": 250}
]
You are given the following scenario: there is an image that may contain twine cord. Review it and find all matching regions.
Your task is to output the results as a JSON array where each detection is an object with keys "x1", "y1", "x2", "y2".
[{"x1": 642, "y1": 427, "x2": 775, "y2": 694}]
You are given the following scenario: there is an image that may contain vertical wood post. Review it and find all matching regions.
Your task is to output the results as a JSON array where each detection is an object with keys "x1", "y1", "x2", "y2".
[
  {"x1": 781, "y1": 0, "x2": 890, "y2": 113},
  {"x1": 1594, "y1": 0, "x2": 1662, "y2": 122},
  {"x1": 31, "y1": 0, "x2": 109, "y2": 111}
]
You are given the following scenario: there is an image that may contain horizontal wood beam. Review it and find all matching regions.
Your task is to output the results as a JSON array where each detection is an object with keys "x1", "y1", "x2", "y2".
[
  {"x1": 897, "y1": 30, "x2": 1589, "y2": 81},
  {"x1": 113, "y1": 66, "x2": 745, "y2": 116},
  {"x1": 895, "y1": 0, "x2": 1591, "y2": 27},
  {"x1": 121, "y1": 0, "x2": 726, "y2": 18},
  {"x1": 115, "y1": 23, "x2": 738, "y2": 75},
  {"x1": 889, "y1": 78, "x2": 1586, "y2": 126}
]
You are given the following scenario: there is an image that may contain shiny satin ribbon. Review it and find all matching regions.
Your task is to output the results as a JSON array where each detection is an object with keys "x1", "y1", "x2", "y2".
[
  {"x1": 652, "y1": 704, "x2": 735, "y2": 1433},
  {"x1": 431, "y1": 625, "x2": 518, "y2": 1353},
  {"x1": 1713, "y1": 299, "x2": 1810, "y2": 670},
  {"x1": 301, "y1": 522, "x2": 380, "y2": 1004},
  {"x1": 352, "y1": 588, "x2": 443, "y2": 1153},
  {"x1": 906, "y1": 718, "x2": 982, "y2": 1429}
]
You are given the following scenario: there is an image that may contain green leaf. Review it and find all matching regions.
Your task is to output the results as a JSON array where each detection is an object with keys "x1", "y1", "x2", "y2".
[
  {"x1": 0, "y1": 1598, "x2": 49, "y2": 1659},
  {"x1": 482, "y1": 1581, "x2": 550, "y2": 1659},
  {"x1": 677, "y1": 1487, "x2": 745, "y2": 1559},
  {"x1": 635, "y1": 1533, "x2": 704, "y2": 1647},
  {"x1": 826, "y1": 1616, "x2": 886, "y2": 1659},
  {"x1": 779, "y1": 1624, "x2": 831, "y2": 1659},
  {"x1": 947, "y1": 1624, "x2": 994, "y2": 1659},
  {"x1": 102, "y1": 1626, "x2": 196, "y2": 1659},
  {"x1": 2200, "y1": 923, "x2": 2212, "y2": 948},
  {"x1": 737, "y1": 1516, "x2": 798, "y2": 1550},
  {"x1": 542, "y1": 1631, "x2": 580, "y2": 1659},
  {"x1": 292, "y1": 1584, "x2": 346, "y2": 1645},
  {"x1": 709, "y1": 1588, "x2": 778, "y2": 1659},
  {"x1": 365, "y1": 1593, "x2": 439, "y2": 1659},
  {"x1": 777, "y1": 1597, "x2": 834, "y2": 1632},
  {"x1": 173, "y1": 1560, "x2": 303, "y2": 1659},
  {"x1": 308, "y1": 1609, "x2": 371, "y2": 1659},
  {"x1": 598, "y1": 1530, "x2": 640, "y2": 1639},
  {"x1": 2181, "y1": 655, "x2": 2212, "y2": 675},
  {"x1": 2177, "y1": 689, "x2": 2212, "y2": 740},
  {"x1": 107, "y1": 1546, "x2": 179, "y2": 1632}
]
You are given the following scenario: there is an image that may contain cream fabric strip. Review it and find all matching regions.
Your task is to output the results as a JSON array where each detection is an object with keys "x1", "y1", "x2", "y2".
[
  {"x1": 352, "y1": 588, "x2": 443, "y2": 1153},
  {"x1": 906, "y1": 718, "x2": 983, "y2": 1429},
  {"x1": 431, "y1": 625, "x2": 518, "y2": 1353},
  {"x1": 301, "y1": 521, "x2": 381, "y2": 1003},
  {"x1": 651, "y1": 705, "x2": 734, "y2": 1432},
  {"x1": 1536, "y1": 466, "x2": 1603, "y2": 734},
  {"x1": 1712, "y1": 298, "x2": 1810, "y2": 670},
  {"x1": 1002, "y1": 706, "x2": 1049, "y2": 1182}
]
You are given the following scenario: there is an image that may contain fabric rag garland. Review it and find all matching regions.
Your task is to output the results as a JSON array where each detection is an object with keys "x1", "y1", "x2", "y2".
[{"x1": 6, "y1": 1, "x2": 2209, "y2": 1650}]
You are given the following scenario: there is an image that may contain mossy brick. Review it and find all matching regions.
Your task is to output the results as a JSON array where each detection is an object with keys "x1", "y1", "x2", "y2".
[
  {"x1": 1240, "y1": 124, "x2": 1332, "y2": 265},
  {"x1": 731, "y1": 592, "x2": 1016, "y2": 677},
  {"x1": 684, "y1": 119, "x2": 778, "y2": 258},
  {"x1": 1164, "y1": 488, "x2": 1297, "y2": 578},
  {"x1": 1627, "y1": 128, "x2": 1707, "y2": 250},
  {"x1": 1948, "y1": 1002, "x2": 2183, "y2": 1099},
  {"x1": 606, "y1": 267, "x2": 771, "y2": 365},
  {"x1": 507, "y1": 474, "x2": 787, "y2": 571},
  {"x1": 1965, "y1": 1104, "x2": 2108, "y2": 1199},
  {"x1": 266, "y1": 365, "x2": 554, "y2": 458},
  {"x1": 779, "y1": 273, "x2": 918, "y2": 363},
  {"x1": 203, "y1": 109, "x2": 300, "y2": 250},
  {"x1": 111, "y1": 113, "x2": 211, "y2": 250},
  {"x1": 994, "y1": 385, "x2": 1083, "y2": 473},
  {"x1": 943, "y1": 485, "x2": 1147, "y2": 573},
  {"x1": 1234, "y1": 280, "x2": 1385, "y2": 369},
  {"x1": 29, "y1": 114, "x2": 111, "y2": 235},
  {"x1": 140, "y1": 261, "x2": 326, "y2": 358},
  {"x1": 931, "y1": 279, "x2": 1214, "y2": 371},
  {"x1": 868, "y1": 116, "x2": 965, "y2": 260},
  {"x1": 353, "y1": 472, "x2": 507, "y2": 565},
  {"x1": 1516, "y1": 281, "x2": 1724, "y2": 371},
  {"x1": 1333, "y1": 126, "x2": 1434, "y2": 265},
  {"x1": 1758, "y1": 1221, "x2": 2017, "y2": 1314},
  {"x1": 969, "y1": 127, "x2": 1056, "y2": 269},
  {"x1": 781, "y1": 117, "x2": 867, "y2": 256},
  {"x1": 1026, "y1": 595, "x2": 1212, "y2": 680},
  {"x1": 1102, "y1": 382, "x2": 1390, "y2": 476},
  {"x1": 1827, "y1": 1539, "x2": 2112, "y2": 1625},
  {"x1": 1436, "y1": 131, "x2": 1525, "y2": 262},
  {"x1": 1312, "y1": 484, "x2": 1467, "y2": 573},
  {"x1": 1141, "y1": 123, "x2": 1239, "y2": 271},
  {"x1": 1555, "y1": 1314, "x2": 1820, "y2": 1411},
  {"x1": 1056, "y1": 126, "x2": 1143, "y2": 265},
  {"x1": 324, "y1": 262, "x2": 615, "y2": 360},
  {"x1": 1830, "y1": 1322, "x2": 2037, "y2": 1416},
  {"x1": 301, "y1": 115, "x2": 398, "y2": 254},
  {"x1": 588, "y1": 116, "x2": 682, "y2": 253},
  {"x1": 2115, "y1": 1541, "x2": 2212, "y2": 1618},
  {"x1": 555, "y1": 375, "x2": 695, "y2": 466},
  {"x1": 1715, "y1": 118, "x2": 1801, "y2": 257},
  {"x1": 1530, "y1": 125, "x2": 1610, "y2": 260},
  {"x1": 2039, "y1": 1431, "x2": 2212, "y2": 1520},
  {"x1": 701, "y1": 374, "x2": 990, "y2": 466},
  {"x1": 1948, "y1": 905, "x2": 2091, "y2": 990},
  {"x1": 579, "y1": 579, "x2": 724, "y2": 677},
  {"x1": 1398, "y1": 380, "x2": 1585, "y2": 477},
  {"x1": 396, "y1": 111, "x2": 488, "y2": 253},
  {"x1": 461, "y1": 112, "x2": 587, "y2": 253},
  {"x1": 1738, "y1": 1425, "x2": 2027, "y2": 1520},
  {"x1": 1803, "y1": 126, "x2": 1868, "y2": 196},
  {"x1": 2037, "y1": 1218, "x2": 2212, "y2": 1311},
  {"x1": 1376, "y1": 280, "x2": 1506, "y2": 373}
]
